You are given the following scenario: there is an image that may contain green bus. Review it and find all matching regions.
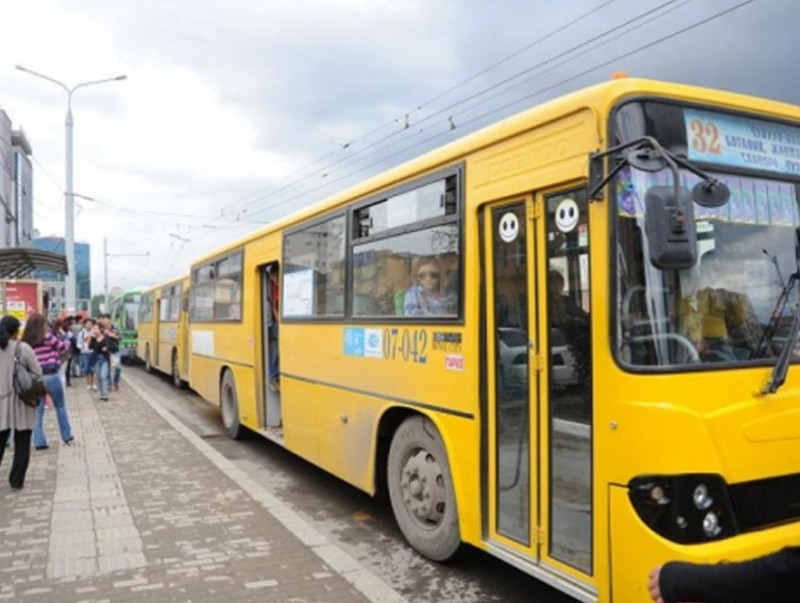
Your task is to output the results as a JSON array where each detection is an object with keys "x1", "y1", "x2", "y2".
[{"x1": 109, "y1": 286, "x2": 147, "y2": 363}]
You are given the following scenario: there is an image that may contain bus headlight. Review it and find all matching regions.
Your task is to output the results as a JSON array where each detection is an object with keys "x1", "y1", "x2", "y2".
[
  {"x1": 702, "y1": 511, "x2": 722, "y2": 537},
  {"x1": 693, "y1": 483, "x2": 713, "y2": 510},
  {"x1": 628, "y1": 474, "x2": 738, "y2": 544}
]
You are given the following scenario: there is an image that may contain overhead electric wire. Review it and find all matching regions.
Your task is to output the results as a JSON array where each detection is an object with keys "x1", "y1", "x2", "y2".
[
  {"x1": 224, "y1": 0, "x2": 696, "y2": 223},
  {"x1": 212, "y1": 0, "x2": 757, "y2": 230},
  {"x1": 208, "y1": 0, "x2": 625, "y2": 223},
  {"x1": 180, "y1": 0, "x2": 689, "y2": 248}
]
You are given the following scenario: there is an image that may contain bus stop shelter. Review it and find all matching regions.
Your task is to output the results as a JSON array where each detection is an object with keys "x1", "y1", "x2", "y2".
[{"x1": 0, "y1": 248, "x2": 68, "y2": 278}]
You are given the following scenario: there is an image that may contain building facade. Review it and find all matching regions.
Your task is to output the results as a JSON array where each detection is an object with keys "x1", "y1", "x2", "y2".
[
  {"x1": 12, "y1": 130, "x2": 33, "y2": 247},
  {"x1": 0, "y1": 110, "x2": 33, "y2": 248},
  {"x1": 31, "y1": 237, "x2": 91, "y2": 314}
]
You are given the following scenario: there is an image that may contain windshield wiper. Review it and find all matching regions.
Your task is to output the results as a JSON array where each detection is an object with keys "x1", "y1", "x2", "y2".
[
  {"x1": 762, "y1": 311, "x2": 800, "y2": 394},
  {"x1": 751, "y1": 272, "x2": 799, "y2": 360},
  {"x1": 759, "y1": 228, "x2": 800, "y2": 394},
  {"x1": 752, "y1": 229, "x2": 800, "y2": 362}
]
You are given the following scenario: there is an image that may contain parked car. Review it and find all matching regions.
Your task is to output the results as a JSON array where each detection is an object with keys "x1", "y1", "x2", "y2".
[
  {"x1": 498, "y1": 327, "x2": 528, "y2": 395},
  {"x1": 497, "y1": 327, "x2": 577, "y2": 395}
]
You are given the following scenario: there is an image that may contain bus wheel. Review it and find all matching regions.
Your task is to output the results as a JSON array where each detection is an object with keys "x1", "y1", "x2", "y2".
[
  {"x1": 145, "y1": 346, "x2": 152, "y2": 374},
  {"x1": 387, "y1": 415, "x2": 461, "y2": 561},
  {"x1": 220, "y1": 370, "x2": 244, "y2": 440},
  {"x1": 172, "y1": 349, "x2": 184, "y2": 389}
]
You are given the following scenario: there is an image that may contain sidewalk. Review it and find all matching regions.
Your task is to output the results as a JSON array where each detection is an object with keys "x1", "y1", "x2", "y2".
[{"x1": 0, "y1": 373, "x2": 407, "y2": 603}]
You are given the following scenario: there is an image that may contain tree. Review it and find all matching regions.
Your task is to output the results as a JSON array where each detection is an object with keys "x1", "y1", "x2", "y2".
[{"x1": 91, "y1": 294, "x2": 107, "y2": 317}]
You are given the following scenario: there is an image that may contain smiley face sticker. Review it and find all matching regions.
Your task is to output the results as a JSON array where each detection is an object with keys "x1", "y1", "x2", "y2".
[
  {"x1": 498, "y1": 212, "x2": 520, "y2": 243},
  {"x1": 555, "y1": 198, "x2": 580, "y2": 233}
]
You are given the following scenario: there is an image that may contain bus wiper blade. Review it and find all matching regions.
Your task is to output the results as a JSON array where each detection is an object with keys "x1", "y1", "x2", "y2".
[
  {"x1": 762, "y1": 311, "x2": 800, "y2": 395},
  {"x1": 751, "y1": 272, "x2": 799, "y2": 360}
]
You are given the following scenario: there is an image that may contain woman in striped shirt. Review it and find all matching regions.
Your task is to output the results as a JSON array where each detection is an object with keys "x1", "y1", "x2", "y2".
[{"x1": 22, "y1": 313, "x2": 74, "y2": 450}]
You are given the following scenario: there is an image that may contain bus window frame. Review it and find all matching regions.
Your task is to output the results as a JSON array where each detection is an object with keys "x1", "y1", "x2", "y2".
[
  {"x1": 190, "y1": 249, "x2": 245, "y2": 324},
  {"x1": 281, "y1": 211, "x2": 348, "y2": 322},
  {"x1": 139, "y1": 291, "x2": 154, "y2": 323},
  {"x1": 607, "y1": 95, "x2": 800, "y2": 375},
  {"x1": 280, "y1": 164, "x2": 465, "y2": 325}
]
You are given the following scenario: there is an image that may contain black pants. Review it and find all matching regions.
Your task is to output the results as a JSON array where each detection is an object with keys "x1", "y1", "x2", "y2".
[{"x1": 0, "y1": 429, "x2": 32, "y2": 489}]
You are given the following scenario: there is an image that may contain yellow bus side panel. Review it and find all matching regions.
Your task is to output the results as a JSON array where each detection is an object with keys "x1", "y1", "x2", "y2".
[
  {"x1": 280, "y1": 322, "x2": 482, "y2": 543},
  {"x1": 157, "y1": 321, "x2": 180, "y2": 375},
  {"x1": 467, "y1": 107, "x2": 598, "y2": 204}
]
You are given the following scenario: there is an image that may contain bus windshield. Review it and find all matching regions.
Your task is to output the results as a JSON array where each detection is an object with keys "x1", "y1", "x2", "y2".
[{"x1": 615, "y1": 166, "x2": 800, "y2": 368}]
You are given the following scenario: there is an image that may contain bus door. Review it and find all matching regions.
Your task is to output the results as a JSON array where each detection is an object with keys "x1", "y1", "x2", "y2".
[
  {"x1": 485, "y1": 190, "x2": 595, "y2": 591},
  {"x1": 179, "y1": 289, "x2": 190, "y2": 382},
  {"x1": 260, "y1": 263, "x2": 281, "y2": 428},
  {"x1": 154, "y1": 297, "x2": 162, "y2": 367},
  {"x1": 484, "y1": 197, "x2": 539, "y2": 560},
  {"x1": 539, "y1": 188, "x2": 594, "y2": 588}
]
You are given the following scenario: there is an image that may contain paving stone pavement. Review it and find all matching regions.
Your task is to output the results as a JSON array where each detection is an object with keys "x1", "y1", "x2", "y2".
[{"x1": 0, "y1": 373, "x2": 406, "y2": 603}]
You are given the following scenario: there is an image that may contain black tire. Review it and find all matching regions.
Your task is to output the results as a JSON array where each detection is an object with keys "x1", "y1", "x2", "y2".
[
  {"x1": 387, "y1": 415, "x2": 461, "y2": 561},
  {"x1": 144, "y1": 345, "x2": 152, "y2": 374},
  {"x1": 172, "y1": 349, "x2": 184, "y2": 389},
  {"x1": 220, "y1": 369, "x2": 244, "y2": 440}
]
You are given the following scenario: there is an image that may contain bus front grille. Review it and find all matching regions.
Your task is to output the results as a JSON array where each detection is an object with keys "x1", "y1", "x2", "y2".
[{"x1": 729, "y1": 472, "x2": 800, "y2": 532}]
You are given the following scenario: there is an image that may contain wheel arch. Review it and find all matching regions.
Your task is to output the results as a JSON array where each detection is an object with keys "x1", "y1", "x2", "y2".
[
  {"x1": 373, "y1": 406, "x2": 462, "y2": 499},
  {"x1": 373, "y1": 406, "x2": 419, "y2": 499}
]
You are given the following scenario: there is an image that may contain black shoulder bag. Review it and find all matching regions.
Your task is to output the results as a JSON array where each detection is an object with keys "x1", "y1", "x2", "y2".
[{"x1": 13, "y1": 343, "x2": 47, "y2": 407}]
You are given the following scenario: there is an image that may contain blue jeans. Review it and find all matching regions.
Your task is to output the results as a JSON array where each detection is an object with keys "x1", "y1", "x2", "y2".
[
  {"x1": 112, "y1": 352, "x2": 122, "y2": 386},
  {"x1": 95, "y1": 357, "x2": 110, "y2": 397},
  {"x1": 34, "y1": 374, "x2": 73, "y2": 447},
  {"x1": 80, "y1": 352, "x2": 93, "y2": 375}
]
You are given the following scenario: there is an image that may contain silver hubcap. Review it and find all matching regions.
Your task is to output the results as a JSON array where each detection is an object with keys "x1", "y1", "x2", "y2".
[{"x1": 400, "y1": 448, "x2": 446, "y2": 527}]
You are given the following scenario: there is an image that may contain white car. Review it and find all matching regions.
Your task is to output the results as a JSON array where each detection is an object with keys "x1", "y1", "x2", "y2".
[
  {"x1": 497, "y1": 327, "x2": 577, "y2": 394},
  {"x1": 497, "y1": 327, "x2": 528, "y2": 395}
]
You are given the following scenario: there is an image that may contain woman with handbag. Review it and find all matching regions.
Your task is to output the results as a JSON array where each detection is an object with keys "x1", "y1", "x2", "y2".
[
  {"x1": 23, "y1": 313, "x2": 74, "y2": 450},
  {"x1": 0, "y1": 315, "x2": 42, "y2": 490}
]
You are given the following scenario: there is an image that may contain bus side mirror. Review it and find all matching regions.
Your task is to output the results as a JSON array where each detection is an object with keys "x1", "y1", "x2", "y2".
[{"x1": 645, "y1": 186, "x2": 697, "y2": 270}]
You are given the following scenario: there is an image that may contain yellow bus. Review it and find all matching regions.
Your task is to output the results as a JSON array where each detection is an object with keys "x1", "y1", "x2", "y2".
[
  {"x1": 138, "y1": 276, "x2": 191, "y2": 388},
  {"x1": 182, "y1": 77, "x2": 800, "y2": 601}
]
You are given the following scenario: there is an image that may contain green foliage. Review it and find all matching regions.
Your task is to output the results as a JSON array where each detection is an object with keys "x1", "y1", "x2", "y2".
[{"x1": 91, "y1": 294, "x2": 107, "y2": 317}]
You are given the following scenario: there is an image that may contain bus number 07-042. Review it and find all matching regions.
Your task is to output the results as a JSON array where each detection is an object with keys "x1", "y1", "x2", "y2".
[{"x1": 383, "y1": 328, "x2": 428, "y2": 363}]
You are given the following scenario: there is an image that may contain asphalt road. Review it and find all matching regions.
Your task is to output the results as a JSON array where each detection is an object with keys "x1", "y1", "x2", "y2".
[{"x1": 126, "y1": 365, "x2": 576, "y2": 603}]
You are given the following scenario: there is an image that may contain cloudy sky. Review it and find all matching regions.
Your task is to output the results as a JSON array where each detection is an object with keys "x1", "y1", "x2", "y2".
[{"x1": 0, "y1": 0, "x2": 797, "y2": 298}]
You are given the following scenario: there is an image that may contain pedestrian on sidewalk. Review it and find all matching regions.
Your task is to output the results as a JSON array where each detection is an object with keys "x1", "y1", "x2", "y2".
[
  {"x1": 102, "y1": 314, "x2": 122, "y2": 391},
  {"x1": 60, "y1": 316, "x2": 76, "y2": 387},
  {"x1": 0, "y1": 315, "x2": 42, "y2": 490},
  {"x1": 78, "y1": 317, "x2": 95, "y2": 391},
  {"x1": 88, "y1": 323, "x2": 112, "y2": 401},
  {"x1": 23, "y1": 313, "x2": 74, "y2": 450}
]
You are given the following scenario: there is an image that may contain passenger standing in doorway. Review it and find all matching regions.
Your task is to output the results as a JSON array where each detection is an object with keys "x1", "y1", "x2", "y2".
[
  {"x1": 268, "y1": 268, "x2": 280, "y2": 393},
  {"x1": 23, "y1": 313, "x2": 74, "y2": 450},
  {"x1": 0, "y1": 315, "x2": 42, "y2": 490}
]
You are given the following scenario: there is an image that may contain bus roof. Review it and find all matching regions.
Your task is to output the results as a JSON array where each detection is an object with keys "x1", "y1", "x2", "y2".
[{"x1": 143, "y1": 275, "x2": 191, "y2": 295}]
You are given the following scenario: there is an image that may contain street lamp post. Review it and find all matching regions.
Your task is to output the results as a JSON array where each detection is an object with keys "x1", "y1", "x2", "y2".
[
  {"x1": 104, "y1": 237, "x2": 149, "y2": 314},
  {"x1": 16, "y1": 65, "x2": 126, "y2": 312}
]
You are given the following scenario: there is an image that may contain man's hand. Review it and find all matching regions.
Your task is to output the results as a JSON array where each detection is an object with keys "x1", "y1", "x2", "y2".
[{"x1": 648, "y1": 565, "x2": 665, "y2": 603}]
